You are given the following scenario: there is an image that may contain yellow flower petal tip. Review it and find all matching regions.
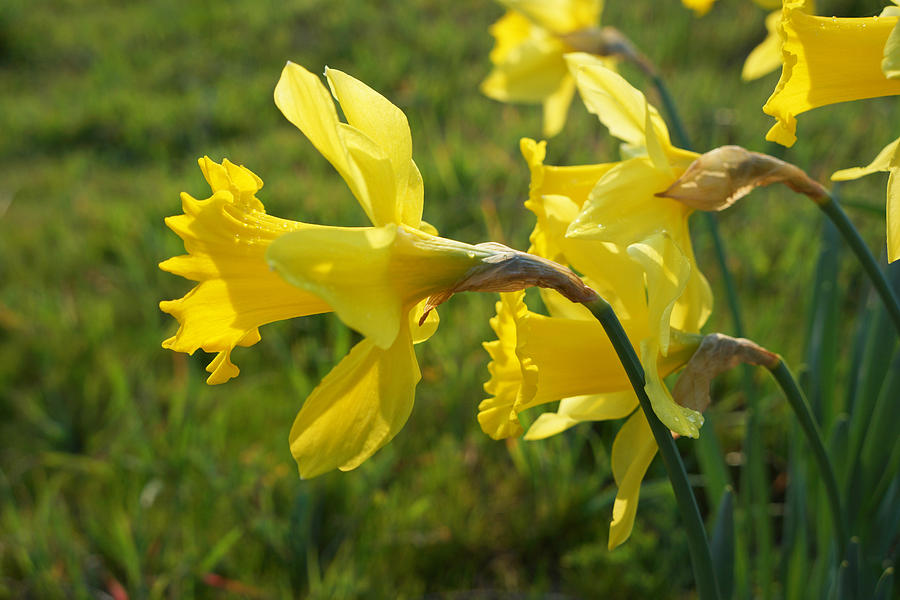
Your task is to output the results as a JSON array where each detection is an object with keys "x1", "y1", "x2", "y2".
[
  {"x1": 274, "y1": 61, "x2": 424, "y2": 228},
  {"x1": 290, "y1": 329, "x2": 420, "y2": 479},
  {"x1": 159, "y1": 158, "x2": 331, "y2": 384}
]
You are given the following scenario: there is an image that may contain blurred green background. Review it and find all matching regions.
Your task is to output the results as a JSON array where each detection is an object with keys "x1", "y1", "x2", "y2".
[{"x1": 1, "y1": 0, "x2": 897, "y2": 597}]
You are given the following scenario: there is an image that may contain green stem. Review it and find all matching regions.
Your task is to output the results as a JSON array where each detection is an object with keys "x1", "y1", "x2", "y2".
[
  {"x1": 818, "y1": 194, "x2": 900, "y2": 337},
  {"x1": 652, "y1": 67, "x2": 764, "y2": 597},
  {"x1": 586, "y1": 297, "x2": 721, "y2": 600},
  {"x1": 768, "y1": 359, "x2": 848, "y2": 558}
]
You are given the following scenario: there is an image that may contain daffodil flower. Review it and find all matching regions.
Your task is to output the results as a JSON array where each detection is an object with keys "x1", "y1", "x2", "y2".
[
  {"x1": 763, "y1": 0, "x2": 900, "y2": 147},
  {"x1": 161, "y1": 62, "x2": 594, "y2": 478},
  {"x1": 481, "y1": 232, "x2": 704, "y2": 548},
  {"x1": 481, "y1": 0, "x2": 612, "y2": 137},
  {"x1": 528, "y1": 54, "x2": 715, "y2": 436}
]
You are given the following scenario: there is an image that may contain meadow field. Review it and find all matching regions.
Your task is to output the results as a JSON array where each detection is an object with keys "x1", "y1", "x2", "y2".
[{"x1": 1, "y1": 0, "x2": 898, "y2": 597}]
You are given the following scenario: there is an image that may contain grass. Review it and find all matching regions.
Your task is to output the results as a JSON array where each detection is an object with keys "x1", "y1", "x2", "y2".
[{"x1": 1, "y1": 0, "x2": 898, "y2": 597}]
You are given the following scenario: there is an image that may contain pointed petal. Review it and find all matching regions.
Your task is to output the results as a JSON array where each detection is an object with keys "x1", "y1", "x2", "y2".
[
  {"x1": 524, "y1": 392, "x2": 637, "y2": 439},
  {"x1": 742, "y1": 11, "x2": 783, "y2": 81},
  {"x1": 289, "y1": 327, "x2": 420, "y2": 478},
  {"x1": 609, "y1": 411, "x2": 657, "y2": 549},
  {"x1": 326, "y1": 67, "x2": 422, "y2": 226},
  {"x1": 883, "y1": 19, "x2": 900, "y2": 79},
  {"x1": 627, "y1": 232, "x2": 692, "y2": 355},
  {"x1": 567, "y1": 53, "x2": 673, "y2": 152},
  {"x1": 267, "y1": 224, "x2": 485, "y2": 349},
  {"x1": 642, "y1": 338, "x2": 704, "y2": 438},
  {"x1": 481, "y1": 36, "x2": 570, "y2": 104},
  {"x1": 160, "y1": 159, "x2": 330, "y2": 384},
  {"x1": 542, "y1": 73, "x2": 576, "y2": 137},
  {"x1": 832, "y1": 136, "x2": 900, "y2": 180},
  {"x1": 763, "y1": 8, "x2": 900, "y2": 147},
  {"x1": 274, "y1": 62, "x2": 407, "y2": 227},
  {"x1": 888, "y1": 168, "x2": 900, "y2": 262},
  {"x1": 567, "y1": 157, "x2": 690, "y2": 245}
]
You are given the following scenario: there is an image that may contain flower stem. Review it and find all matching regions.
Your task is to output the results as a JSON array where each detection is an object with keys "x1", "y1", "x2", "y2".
[
  {"x1": 767, "y1": 359, "x2": 848, "y2": 558},
  {"x1": 818, "y1": 193, "x2": 900, "y2": 337},
  {"x1": 585, "y1": 296, "x2": 721, "y2": 600}
]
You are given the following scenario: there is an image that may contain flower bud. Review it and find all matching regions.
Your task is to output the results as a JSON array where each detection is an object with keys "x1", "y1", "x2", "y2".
[
  {"x1": 656, "y1": 145, "x2": 829, "y2": 211},
  {"x1": 673, "y1": 333, "x2": 779, "y2": 412}
]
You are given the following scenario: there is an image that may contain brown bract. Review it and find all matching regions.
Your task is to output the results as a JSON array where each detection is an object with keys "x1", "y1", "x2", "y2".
[
  {"x1": 673, "y1": 333, "x2": 780, "y2": 412},
  {"x1": 656, "y1": 145, "x2": 829, "y2": 211},
  {"x1": 420, "y1": 243, "x2": 598, "y2": 324}
]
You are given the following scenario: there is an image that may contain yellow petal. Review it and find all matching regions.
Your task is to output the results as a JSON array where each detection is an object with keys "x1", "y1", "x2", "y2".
[
  {"x1": 325, "y1": 67, "x2": 423, "y2": 227},
  {"x1": 481, "y1": 35, "x2": 570, "y2": 104},
  {"x1": 520, "y1": 138, "x2": 617, "y2": 212},
  {"x1": 542, "y1": 73, "x2": 576, "y2": 137},
  {"x1": 627, "y1": 233, "x2": 692, "y2": 356},
  {"x1": 566, "y1": 53, "x2": 673, "y2": 153},
  {"x1": 289, "y1": 324, "x2": 420, "y2": 478},
  {"x1": 500, "y1": 0, "x2": 601, "y2": 34},
  {"x1": 888, "y1": 168, "x2": 900, "y2": 262},
  {"x1": 524, "y1": 392, "x2": 637, "y2": 439},
  {"x1": 266, "y1": 223, "x2": 488, "y2": 349},
  {"x1": 274, "y1": 62, "x2": 417, "y2": 227},
  {"x1": 832, "y1": 136, "x2": 900, "y2": 181},
  {"x1": 681, "y1": 0, "x2": 717, "y2": 17},
  {"x1": 160, "y1": 158, "x2": 331, "y2": 385},
  {"x1": 567, "y1": 157, "x2": 690, "y2": 244},
  {"x1": 628, "y1": 233, "x2": 704, "y2": 437},
  {"x1": 608, "y1": 410, "x2": 657, "y2": 549},
  {"x1": 884, "y1": 19, "x2": 900, "y2": 78},
  {"x1": 479, "y1": 292, "x2": 531, "y2": 440},
  {"x1": 832, "y1": 136, "x2": 900, "y2": 263},
  {"x1": 743, "y1": 11, "x2": 784, "y2": 81},
  {"x1": 643, "y1": 338, "x2": 704, "y2": 438},
  {"x1": 763, "y1": 9, "x2": 900, "y2": 147}
]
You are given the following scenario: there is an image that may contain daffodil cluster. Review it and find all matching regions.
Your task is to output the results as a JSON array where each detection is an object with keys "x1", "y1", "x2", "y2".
[
  {"x1": 764, "y1": 0, "x2": 900, "y2": 261},
  {"x1": 161, "y1": 63, "x2": 592, "y2": 478},
  {"x1": 480, "y1": 53, "x2": 716, "y2": 547}
]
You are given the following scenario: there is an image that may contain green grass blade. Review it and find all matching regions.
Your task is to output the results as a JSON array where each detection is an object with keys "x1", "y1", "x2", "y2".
[{"x1": 710, "y1": 487, "x2": 735, "y2": 600}]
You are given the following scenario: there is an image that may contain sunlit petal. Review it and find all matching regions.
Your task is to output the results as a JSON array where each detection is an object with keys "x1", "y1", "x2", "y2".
[
  {"x1": 608, "y1": 410, "x2": 657, "y2": 549},
  {"x1": 763, "y1": 6, "x2": 900, "y2": 146},
  {"x1": 832, "y1": 136, "x2": 900, "y2": 262},
  {"x1": 267, "y1": 224, "x2": 488, "y2": 349},
  {"x1": 289, "y1": 325, "x2": 420, "y2": 478},
  {"x1": 742, "y1": 11, "x2": 783, "y2": 81},
  {"x1": 524, "y1": 392, "x2": 637, "y2": 439}
]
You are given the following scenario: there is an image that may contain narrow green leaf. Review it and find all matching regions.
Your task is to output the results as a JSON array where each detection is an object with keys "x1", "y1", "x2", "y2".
[
  {"x1": 710, "y1": 487, "x2": 735, "y2": 600},
  {"x1": 197, "y1": 527, "x2": 243, "y2": 574}
]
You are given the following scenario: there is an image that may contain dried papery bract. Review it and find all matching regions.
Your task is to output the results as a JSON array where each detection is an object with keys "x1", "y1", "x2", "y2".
[
  {"x1": 559, "y1": 26, "x2": 655, "y2": 75},
  {"x1": 673, "y1": 333, "x2": 779, "y2": 412},
  {"x1": 421, "y1": 244, "x2": 598, "y2": 323},
  {"x1": 656, "y1": 145, "x2": 829, "y2": 211}
]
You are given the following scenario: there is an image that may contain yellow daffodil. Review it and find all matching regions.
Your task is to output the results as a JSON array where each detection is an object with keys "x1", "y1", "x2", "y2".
[
  {"x1": 481, "y1": 0, "x2": 612, "y2": 137},
  {"x1": 763, "y1": 0, "x2": 900, "y2": 147},
  {"x1": 832, "y1": 136, "x2": 900, "y2": 262},
  {"x1": 481, "y1": 232, "x2": 704, "y2": 548},
  {"x1": 480, "y1": 53, "x2": 717, "y2": 548},
  {"x1": 162, "y1": 63, "x2": 557, "y2": 478}
]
